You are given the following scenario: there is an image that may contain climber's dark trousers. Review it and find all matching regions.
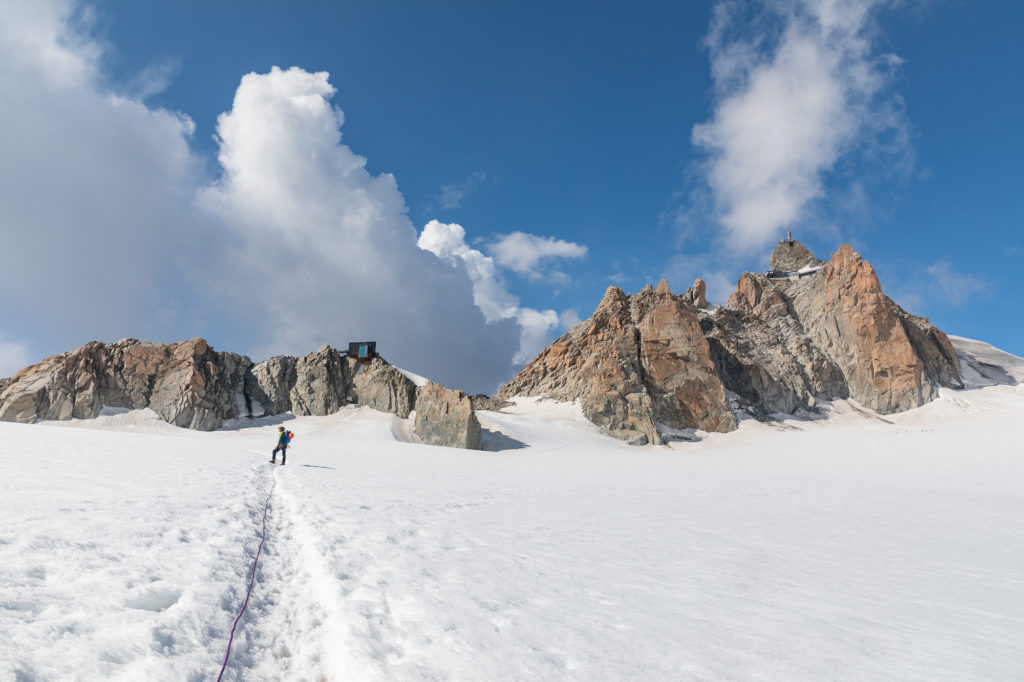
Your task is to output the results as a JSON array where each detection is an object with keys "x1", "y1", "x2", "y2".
[{"x1": 271, "y1": 444, "x2": 287, "y2": 463}]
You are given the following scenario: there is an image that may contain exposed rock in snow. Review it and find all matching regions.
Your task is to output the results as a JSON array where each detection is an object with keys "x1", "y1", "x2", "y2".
[
  {"x1": 0, "y1": 339, "x2": 468, "y2": 448},
  {"x1": 703, "y1": 305, "x2": 849, "y2": 418},
  {"x1": 248, "y1": 355, "x2": 299, "y2": 415},
  {"x1": 724, "y1": 242, "x2": 962, "y2": 415},
  {"x1": 498, "y1": 282, "x2": 734, "y2": 445},
  {"x1": 414, "y1": 381, "x2": 482, "y2": 449},
  {"x1": 470, "y1": 394, "x2": 514, "y2": 412},
  {"x1": 500, "y1": 240, "x2": 964, "y2": 442},
  {"x1": 348, "y1": 356, "x2": 417, "y2": 419},
  {"x1": 0, "y1": 338, "x2": 250, "y2": 430},
  {"x1": 634, "y1": 284, "x2": 735, "y2": 434}
]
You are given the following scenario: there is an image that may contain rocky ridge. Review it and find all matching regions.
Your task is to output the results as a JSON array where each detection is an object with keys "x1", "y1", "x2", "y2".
[
  {"x1": 499, "y1": 240, "x2": 963, "y2": 444},
  {"x1": 497, "y1": 277, "x2": 735, "y2": 445},
  {"x1": 0, "y1": 339, "x2": 480, "y2": 449}
]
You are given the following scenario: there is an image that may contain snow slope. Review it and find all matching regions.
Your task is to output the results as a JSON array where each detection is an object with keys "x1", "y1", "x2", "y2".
[
  {"x1": 1, "y1": 342, "x2": 1023, "y2": 681},
  {"x1": 950, "y1": 334, "x2": 1024, "y2": 387}
]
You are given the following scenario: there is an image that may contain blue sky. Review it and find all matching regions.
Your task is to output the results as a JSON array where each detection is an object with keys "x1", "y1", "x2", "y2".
[{"x1": 0, "y1": 0, "x2": 1021, "y2": 393}]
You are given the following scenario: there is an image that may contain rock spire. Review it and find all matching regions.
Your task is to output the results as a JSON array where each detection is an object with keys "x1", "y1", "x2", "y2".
[{"x1": 499, "y1": 240, "x2": 963, "y2": 444}]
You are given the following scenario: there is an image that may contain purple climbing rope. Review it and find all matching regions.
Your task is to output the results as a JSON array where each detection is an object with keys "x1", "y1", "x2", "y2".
[{"x1": 216, "y1": 472, "x2": 277, "y2": 682}]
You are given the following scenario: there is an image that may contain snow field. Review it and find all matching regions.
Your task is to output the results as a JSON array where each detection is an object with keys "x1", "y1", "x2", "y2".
[
  {"x1": 1, "y1": 380, "x2": 1023, "y2": 680},
  {"x1": 0, "y1": 420, "x2": 273, "y2": 680}
]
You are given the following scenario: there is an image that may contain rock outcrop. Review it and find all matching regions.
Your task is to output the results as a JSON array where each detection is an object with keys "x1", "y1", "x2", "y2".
[
  {"x1": 0, "y1": 338, "x2": 250, "y2": 430},
  {"x1": 248, "y1": 355, "x2": 298, "y2": 416},
  {"x1": 414, "y1": 382, "x2": 482, "y2": 449},
  {"x1": 770, "y1": 239, "x2": 821, "y2": 272},
  {"x1": 1, "y1": 240, "x2": 961, "y2": 448},
  {"x1": 633, "y1": 286, "x2": 735, "y2": 434},
  {"x1": 716, "y1": 241, "x2": 961, "y2": 415},
  {"x1": 0, "y1": 339, "x2": 478, "y2": 449},
  {"x1": 469, "y1": 394, "x2": 513, "y2": 412},
  {"x1": 497, "y1": 281, "x2": 735, "y2": 445},
  {"x1": 689, "y1": 278, "x2": 708, "y2": 308},
  {"x1": 702, "y1": 307, "x2": 849, "y2": 418},
  {"x1": 348, "y1": 357, "x2": 417, "y2": 418},
  {"x1": 891, "y1": 305, "x2": 963, "y2": 390},
  {"x1": 248, "y1": 345, "x2": 351, "y2": 418},
  {"x1": 499, "y1": 239, "x2": 963, "y2": 442}
]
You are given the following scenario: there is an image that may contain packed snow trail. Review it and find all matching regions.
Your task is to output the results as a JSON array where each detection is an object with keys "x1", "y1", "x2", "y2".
[
  {"x1": 2, "y1": 385, "x2": 1024, "y2": 680},
  {"x1": 0, "y1": 414, "x2": 293, "y2": 680},
  {"x1": 217, "y1": 472, "x2": 275, "y2": 681}
]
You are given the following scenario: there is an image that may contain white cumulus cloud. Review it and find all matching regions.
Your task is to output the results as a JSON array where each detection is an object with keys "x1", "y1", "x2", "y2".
[
  {"x1": 693, "y1": 0, "x2": 909, "y2": 251},
  {"x1": 199, "y1": 67, "x2": 521, "y2": 392},
  {"x1": 0, "y1": 0, "x2": 203, "y2": 350},
  {"x1": 0, "y1": 1, "x2": 529, "y2": 394},
  {"x1": 418, "y1": 220, "x2": 560, "y2": 364},
  {"x1": 489, "y1": 232, "x2": 588, "y2": 281}
]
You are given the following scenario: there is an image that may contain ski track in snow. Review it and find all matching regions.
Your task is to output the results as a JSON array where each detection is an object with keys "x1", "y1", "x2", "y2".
[{"x1": 1, "y1": 376, "x2": 1024, "y2": 680}]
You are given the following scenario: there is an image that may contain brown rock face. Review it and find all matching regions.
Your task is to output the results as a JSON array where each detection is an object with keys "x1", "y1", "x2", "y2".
[
  {"x1": 0, "y1": 338, "x2": 251, "y2": 429},
  {"x1": 890, "y1": 304, "x2": 963, "y2": 390},
  {"x1": 348, "y1": 356, "x2": 417, "y2": 418},
  {"x1": 500, "y1": 239, "x2": 963, "y2": 439},
  {"x1": 724, "y1": 242, "x2": 961, "y2": 415},
  {"x1": 796, "y1": 245, "x2": 933, "y2": 412},
  {"x1": 771, "y1": 239, "x2": 819, "y2": 271},
  {"x1": 704, "y1": 305, "x2": 849, "y2": 418},
  {"x1": 634, "y1": 288, "x2": 736, "y2": 433},
  {"x1": 414, "y1": 382, "x2": 482, "y2": 449},
  {"x1": 728, "y1": 273, "x2": 764, "y2": 311},
  {"x1": 498, "y1": 284, "x2": 735, "y2": 444},
  {"x1": 0, "y1": 338, "x2": 482, "y2": 448},
  {"x1": 691, "y1": 278, "x2": 708, "y2": 308},
  {"x1": 248, "y1": 346, "x2": 351, "y2": 418},
  {"x1": 291, "y1": 345, "x2": 349, "y2": 416}
]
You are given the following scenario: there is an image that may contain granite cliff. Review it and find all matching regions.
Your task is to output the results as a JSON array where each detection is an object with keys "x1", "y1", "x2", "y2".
[
  {"x1": 0, "y1": 339, "x2": 481, "y2": 449},
  {"x1": 499, "y1": 240, "x2": 963, "y2": 444}
]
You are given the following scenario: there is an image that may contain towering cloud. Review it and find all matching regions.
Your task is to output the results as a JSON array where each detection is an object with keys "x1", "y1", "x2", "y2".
[
  {"x1": 0, "y1": 1, "x2": 545, "y2": 393},
  {"x1": 693, "y1": 0, "x2": 908, "y2": 251},
  {"x1": 417, "y1": 220, "x2": 560, "y2": 364},
  {"x1": 198, "y1": 67, "x2": 522, "y2": 392},
  {"x1": 0, "y1": 0, "x2": 201, "y2": 350}
]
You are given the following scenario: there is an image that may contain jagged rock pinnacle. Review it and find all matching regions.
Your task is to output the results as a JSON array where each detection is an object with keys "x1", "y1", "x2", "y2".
[{"x1": 770, "y1": 239, "x2": 818, "y2": 272}]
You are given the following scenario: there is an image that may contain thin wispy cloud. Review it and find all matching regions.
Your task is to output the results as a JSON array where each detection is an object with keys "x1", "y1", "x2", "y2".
[
  {"x1": 878, "y1": 257, "x2": 989, "y2": 319},
  {"x1": 925, "y1": 259, "x2": 989, "y2": 306},
  {"x1": 435, "y1": 170, "x2": 487, "y2": 210},
  {"x1": 691, "y1": 0, "x2": 910, "y2": 252},
  {"x1": 124, "y1": 58, "x2": 182, "y2": 101}
]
